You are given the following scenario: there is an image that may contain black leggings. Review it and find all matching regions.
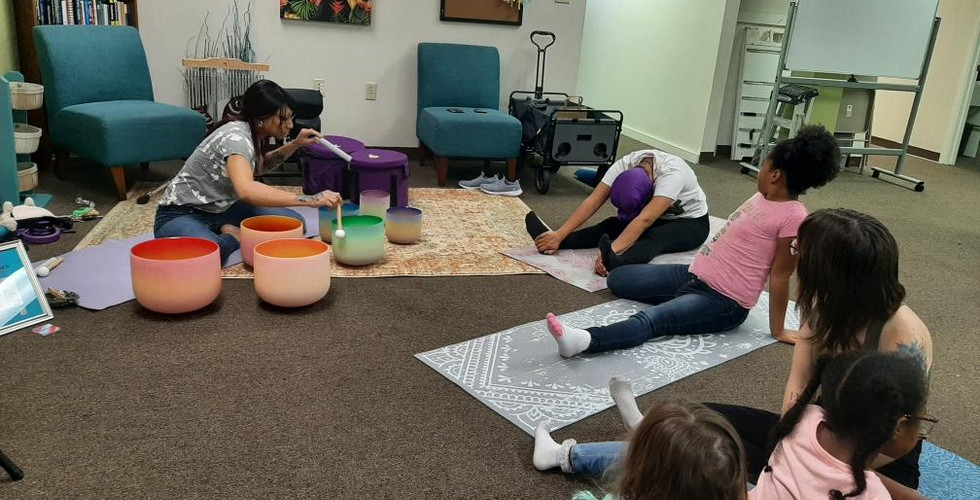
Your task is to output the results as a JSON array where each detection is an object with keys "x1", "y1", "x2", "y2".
[
  {"x1": 560, "y1": 214, "x2": 709, "y2": 266},
  {"x1": 706, "y1": 403, "x2": 922, "y2": 489}
]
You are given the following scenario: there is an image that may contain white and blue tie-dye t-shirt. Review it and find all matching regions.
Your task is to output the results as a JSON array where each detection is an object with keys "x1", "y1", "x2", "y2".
[{"x1": 159, "y1": 121, "x2": 256, "y2": 213}]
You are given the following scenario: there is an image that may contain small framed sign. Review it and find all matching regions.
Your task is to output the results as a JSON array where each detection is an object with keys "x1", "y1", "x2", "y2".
[{"x1": 0, "y1": 241, "x2": 53, "y2": 337}]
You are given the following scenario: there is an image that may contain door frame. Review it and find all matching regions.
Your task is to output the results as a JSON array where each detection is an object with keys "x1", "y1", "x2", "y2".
[{"x1": 947, "y1": 20, "x2": 980, "y2": 163}]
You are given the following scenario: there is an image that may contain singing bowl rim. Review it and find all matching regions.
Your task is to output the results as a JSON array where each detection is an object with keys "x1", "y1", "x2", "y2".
[
  {"x1": 254, "y1": 238, "x2": 331, "y2": 260},
  {"x1": 240, "y1": 215, "x2": 304, "y2": 233},
  {"x1": 131, "y1": 237, "x2": 220, "y2": 262}
]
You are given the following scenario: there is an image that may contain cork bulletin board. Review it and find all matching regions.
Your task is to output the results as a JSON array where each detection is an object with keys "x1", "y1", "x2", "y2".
[{"x1": 440, "y1": 0, "x2": 523, "y2": 26}]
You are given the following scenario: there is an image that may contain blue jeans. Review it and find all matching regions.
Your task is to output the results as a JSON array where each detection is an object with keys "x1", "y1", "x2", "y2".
[
  {"x1": 154, "y1": 202, "x2": 304, "y2": 264},
  {"x1": 586, "y1": 264, "x2": 749, "y2": 353},
  {"x1": 570, "y1": 441, "x2": 627, "y2": 475}
]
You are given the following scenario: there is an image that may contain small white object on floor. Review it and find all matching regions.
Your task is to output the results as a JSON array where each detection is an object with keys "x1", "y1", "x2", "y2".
[{"x1": 34, "y1": 256, "x2": 63, "y2": 277}]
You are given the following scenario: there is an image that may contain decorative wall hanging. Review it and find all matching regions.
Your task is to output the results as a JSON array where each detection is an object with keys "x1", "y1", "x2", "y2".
[
  {"x1": 440, "y1": 0, "x2": 523, "y2": 26},
  {"x1": 281, "y1": 0, "x2": 373, "y2": 26}
]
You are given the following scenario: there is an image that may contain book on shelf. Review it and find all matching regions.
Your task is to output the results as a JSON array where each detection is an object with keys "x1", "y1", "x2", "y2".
[{"x1": 33, "y1": 0, "x2": 131, "y2": 26}]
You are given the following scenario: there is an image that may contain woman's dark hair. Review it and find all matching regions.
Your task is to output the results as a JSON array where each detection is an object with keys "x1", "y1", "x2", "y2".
[
  {"x1": 768, "y1": 125, "x2": 841, "y2": 196},
  {"x1": 613, "y1": 401, "x2": 747, "y2": 500},
  {"x1": 797, "y1": 209, "x2": 906, "y2": 353},
  {"x1": 765, "y1": 351, "x2": 927, "y2": 499},
  {"x1": 210, "y1": 80, "x2": 295, "y2": 167}
]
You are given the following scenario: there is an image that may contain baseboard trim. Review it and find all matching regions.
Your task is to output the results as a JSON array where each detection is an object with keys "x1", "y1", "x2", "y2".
[
  {"x1": 869, "y1": 136, "x2": 941, "y2": 162},
  {"x1": 621, "y1": 126, "x2": 701, "y2": 164}
]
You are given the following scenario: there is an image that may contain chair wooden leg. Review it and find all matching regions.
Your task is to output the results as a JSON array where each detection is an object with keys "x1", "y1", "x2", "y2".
[
  {"x1": 54, "y1": 149, "x2": 70, "y2": 181},
  {"x1": 506, "y1": 158, "x2": 518, "y2": 182},
  {"x1": 435, "y1": 156, "x2": 450, "y2": 187},
  {"x1": 110, "y1": 167, "x2": 128, "y2": 201},
  {"x1": 418, "y1": 143, "x2": 430, "y2": 167}
]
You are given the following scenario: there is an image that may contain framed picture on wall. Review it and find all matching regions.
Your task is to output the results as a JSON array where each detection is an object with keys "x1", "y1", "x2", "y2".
[
  {"x1": 440, "y1": 0, "x2": 523, "y2": 27},
  {"x1": 0, "y1": 241, "x2": 53, "y2": 337},
  {"x1": 281, "y1": 0, "x2": 372, "y2": 26}
]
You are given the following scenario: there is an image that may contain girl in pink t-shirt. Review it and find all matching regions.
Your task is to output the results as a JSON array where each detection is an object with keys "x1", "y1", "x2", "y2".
[
  {"x1": 545, "y1": 126, "x2": 840, "y2": 358},
  {"x1": 752, "y1": 350, "x2": 929, "y2": 500}
]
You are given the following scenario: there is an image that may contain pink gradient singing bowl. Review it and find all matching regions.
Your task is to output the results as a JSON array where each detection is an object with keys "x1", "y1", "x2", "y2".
[
  {"x1": 359, "y1": 190, "x2": 390, "y2": 219},
  {"x1": 253, "y1": 239, "x2": 331, "y2": 307},
  {"x1": 130, "y1": 237, "x2": 222, "y2": 314},
  {"x1": 240, "y1": 215, "x2": 304, "y2": 267}
]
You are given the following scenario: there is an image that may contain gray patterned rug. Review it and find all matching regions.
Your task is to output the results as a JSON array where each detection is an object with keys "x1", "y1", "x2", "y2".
[{"x1": 416, "y1": 292, "x2": 799, "y2": 435}]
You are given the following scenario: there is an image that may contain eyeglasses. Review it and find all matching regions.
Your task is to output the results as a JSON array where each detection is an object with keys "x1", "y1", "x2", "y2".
[
  {"x1": 789, "y1": 238, "x2": 799, "y2": 256},
  {"x1": 905, "y1": 412, "x2": 939, "y2": 439}
]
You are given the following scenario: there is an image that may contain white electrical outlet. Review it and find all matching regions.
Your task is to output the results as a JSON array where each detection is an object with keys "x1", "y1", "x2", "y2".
[
  {"x1": 846, "y1": 104, "x2": 854, "y2": 118},
  {"x1": 313, "y1": 78, "x2": 326, "y2": 96},
  {"x1": 365, "y1": 82, "x2": 378, "y2": 101}
]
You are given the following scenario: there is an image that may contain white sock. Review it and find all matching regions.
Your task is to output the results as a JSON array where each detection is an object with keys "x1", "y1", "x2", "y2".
[
  {"x1": 609, "y1": 377, "x2": 644, "y2": 431},
  {"x1": 533, "y1": 424, "x2": 576, "y2": 472},
  {"x1": 546, "y1": 313, "x2": 591, "y2": 358}
]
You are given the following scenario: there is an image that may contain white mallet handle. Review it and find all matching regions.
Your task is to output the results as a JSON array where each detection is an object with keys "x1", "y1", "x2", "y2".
[{"x1": 316, "y1": 138, "x2": 353, "y2": 163}]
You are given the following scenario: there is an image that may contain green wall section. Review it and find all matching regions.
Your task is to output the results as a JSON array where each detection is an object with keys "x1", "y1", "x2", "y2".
[{"x1": 0, "y1": 0, "x2": 18, "y2": 73}]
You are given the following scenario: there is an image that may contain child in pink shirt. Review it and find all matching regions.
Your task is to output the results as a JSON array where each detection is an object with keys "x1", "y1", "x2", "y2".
[
  {"x1": 752, "y1": 351, "x2": 929, "y2": 500},
  {"x1": 545, "y1": 126, "x2": 840, "y2": 358}
]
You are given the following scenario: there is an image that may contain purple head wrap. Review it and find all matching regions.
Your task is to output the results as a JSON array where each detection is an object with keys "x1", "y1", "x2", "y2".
[{"x1": 610, "y1": 167, "x2": 653, "y2": 221}]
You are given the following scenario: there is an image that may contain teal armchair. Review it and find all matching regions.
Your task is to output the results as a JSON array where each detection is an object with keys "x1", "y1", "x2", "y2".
[
  {"x1": 417, "y1": 43, "x2": 521, "y2": 186},
  {"x1": 34, "y1": 26, "x2": 205, "y2": 200}
]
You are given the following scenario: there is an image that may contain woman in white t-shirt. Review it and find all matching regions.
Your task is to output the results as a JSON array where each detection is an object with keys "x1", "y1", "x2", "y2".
[{"x1": 525, "y1": 150, "x2": 710, "y2": 276}]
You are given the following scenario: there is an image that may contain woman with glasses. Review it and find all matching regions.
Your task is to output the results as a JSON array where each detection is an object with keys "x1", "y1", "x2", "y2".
[
  {"x1": 155, "y1": 80, "x2": 341, "y2": 263},
  {"x1": 546, "y1": 209, "x2": 935, "y2": 500}
]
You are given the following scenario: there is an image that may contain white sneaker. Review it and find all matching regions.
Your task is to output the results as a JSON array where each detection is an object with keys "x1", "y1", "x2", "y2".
[
  {"x1": 480, "y1": 178, "x2": 523, "y2": 197},
  {"x1": 459, "y1": 172, "x2": 498, "y2": 190}
]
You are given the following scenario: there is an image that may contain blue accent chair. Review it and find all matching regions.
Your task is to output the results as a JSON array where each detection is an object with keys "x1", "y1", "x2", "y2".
[
  {"x1": 34, "y1": 26, "x2": 206, "y2": 200},
  {"x1": 417, "y1": 43, "x2": 522, "y2": 186}
]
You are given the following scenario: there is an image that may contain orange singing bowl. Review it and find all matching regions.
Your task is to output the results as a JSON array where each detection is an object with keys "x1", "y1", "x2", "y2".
[
  {"x1": 130, "y1": 238, "x2": 222, "y2": 314},
  {"x1": 253, "y1": 238, "x2": 331, "y2": 307},
  {"x1": 240, "y1": 215, "x2": 304, "y2": 267}
]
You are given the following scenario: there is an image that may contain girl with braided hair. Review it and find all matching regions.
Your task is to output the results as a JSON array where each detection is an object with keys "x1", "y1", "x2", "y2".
[{"x1": 752, "y1": 350, "x2": 929, "y2": 500}]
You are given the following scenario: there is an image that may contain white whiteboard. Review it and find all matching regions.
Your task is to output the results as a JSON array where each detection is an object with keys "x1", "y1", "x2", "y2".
[{"x1": 785, "y1": 0, "x2": 940, "y2": 79}]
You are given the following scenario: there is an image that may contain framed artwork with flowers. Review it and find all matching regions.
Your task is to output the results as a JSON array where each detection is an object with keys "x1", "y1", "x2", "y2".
[{"x1": 281, "y1": 0, "x2": 372, "y2": 26}]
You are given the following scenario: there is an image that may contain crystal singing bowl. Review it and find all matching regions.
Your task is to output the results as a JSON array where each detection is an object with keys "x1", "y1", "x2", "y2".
[
  {"x1": 359, "y1": 190, "x2": 390, "y2": 219},
  {"x1": 130, "y1": 237, "x2": 221, "y2": 314},
  {"x1": 240, "y1": 215, "x2": 304, "y2": 266},
  {"x1": 331, "y1": 215, "x2": 385, "y2": 266},
  {"x1": 253, "y1": 238, "x2": 331, "y2": 307},
  {"x1": 319, "y1": 202, "x2": 359, "y2": 243},
  {"x1": 385, "y1": 207, "x2": 422, "y2": 244}
]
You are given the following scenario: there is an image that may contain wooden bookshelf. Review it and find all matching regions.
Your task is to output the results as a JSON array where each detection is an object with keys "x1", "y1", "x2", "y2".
[{"x1": 12, "y1": 0, "x2": 139, "y2": 172}]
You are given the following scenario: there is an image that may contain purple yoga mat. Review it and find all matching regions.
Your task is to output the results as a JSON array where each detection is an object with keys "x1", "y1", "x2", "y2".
[{"x1": 37, "y1": 206, "x2": 320, "y2": 311}]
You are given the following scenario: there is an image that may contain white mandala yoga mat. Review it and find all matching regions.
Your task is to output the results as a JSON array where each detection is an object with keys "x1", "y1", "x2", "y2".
[{"x1": 416, "y1": 292, "x2": 799, "y2": 435}]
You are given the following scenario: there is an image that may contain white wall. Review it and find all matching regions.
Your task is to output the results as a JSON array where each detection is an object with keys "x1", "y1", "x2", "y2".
[
  {"x1": 871, "y1": 0, "x2": 980, "y2": 163},
  {"x1": 576, "y1": 0, "x2": 736, "y2": 162},
  {"x1": 138, "y1": 0, "x2": 587, "y2": 147},
  {"x1": 701, "y1": 0, "x2": 741, "y2": 152}
]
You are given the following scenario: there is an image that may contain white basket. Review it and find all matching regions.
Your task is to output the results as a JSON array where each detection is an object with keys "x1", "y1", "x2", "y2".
[
  {"x1": 9, "y1": 82, "x2": 44, "y2": 110},
  {"x1": 14, "y1": 123, "x2": 43, "y2": 154},
  {"x1": 17, "y1": 162, "x2": 38, "y2": 192}
]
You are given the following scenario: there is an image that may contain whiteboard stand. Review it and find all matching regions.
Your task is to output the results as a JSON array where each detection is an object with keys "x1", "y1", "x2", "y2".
[{"x1": 740, "y1": 1, "x2": 940, "y2": 192}]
